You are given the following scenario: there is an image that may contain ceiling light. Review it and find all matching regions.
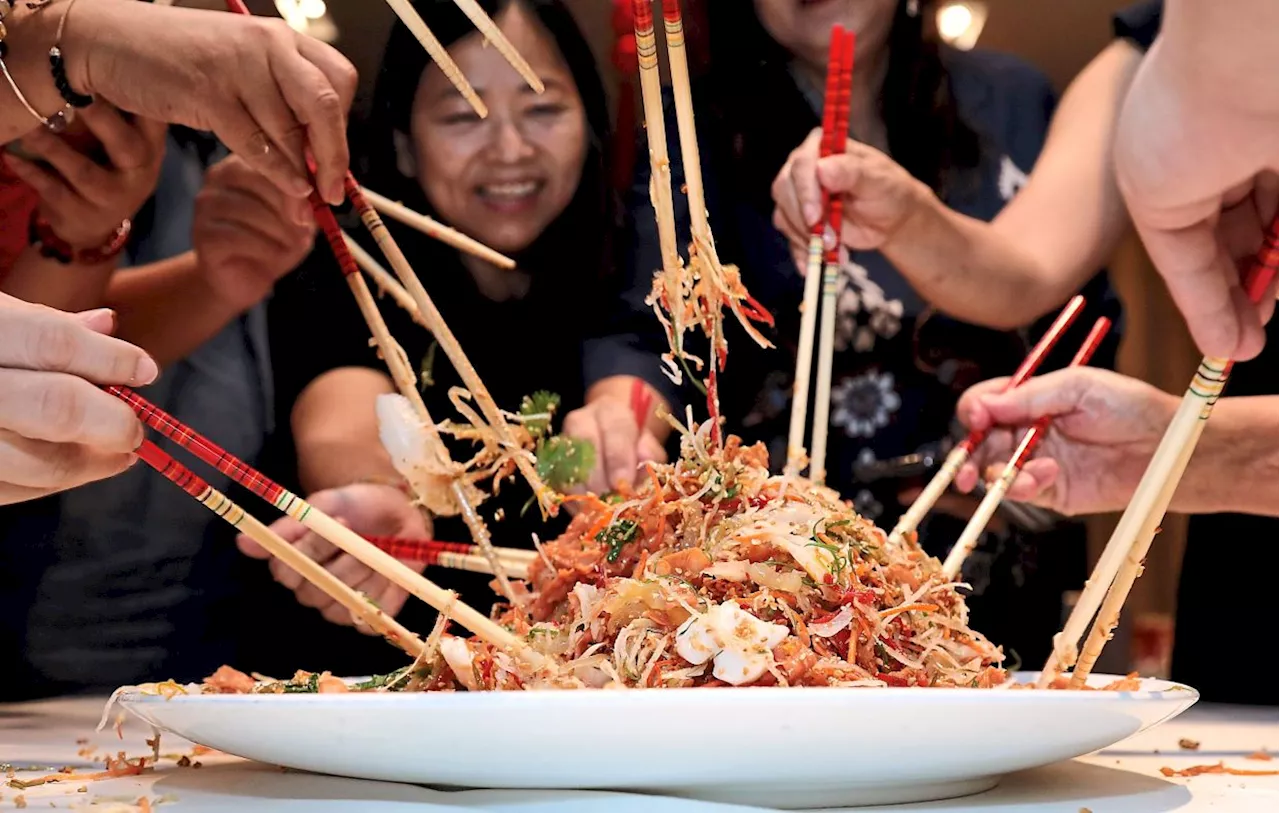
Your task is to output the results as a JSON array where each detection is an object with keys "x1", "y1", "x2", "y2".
[
  {"x1": 299, "y1": 0, "x2": 327, "y2": 20},
  {"x1": 936, "y1": 2, "x2": 988, "y2": 51}
]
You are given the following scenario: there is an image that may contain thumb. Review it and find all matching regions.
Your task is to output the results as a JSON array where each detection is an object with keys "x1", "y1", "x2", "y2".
[{"x1": 637, "y1": 431, "x2": 666, "y2": 464}]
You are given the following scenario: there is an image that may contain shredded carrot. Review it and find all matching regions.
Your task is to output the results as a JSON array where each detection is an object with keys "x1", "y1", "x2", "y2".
[
  {"x1": 1160, "y1": 762, "x2": 1280, "y2": 777},
  {"x1": 1247, "y1": 751, "x2": 1274, "y2": 761}
]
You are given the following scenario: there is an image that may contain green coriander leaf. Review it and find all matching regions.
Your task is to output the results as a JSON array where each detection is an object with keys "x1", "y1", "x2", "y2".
[{"x1": 536, "y1": 435, "x2": 595, "y2": 491}]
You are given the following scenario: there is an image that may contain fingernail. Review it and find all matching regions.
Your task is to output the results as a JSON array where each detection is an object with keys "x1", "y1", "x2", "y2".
[
  {"x1": 133, "y1": 354, "x2": 160, "y2": 385},
  {"x1": 803, "y1": 203, "x2": 821, "y2": 225},
  {"x1": 823, "y1": 228, "x2": 837, "y2": 250}
]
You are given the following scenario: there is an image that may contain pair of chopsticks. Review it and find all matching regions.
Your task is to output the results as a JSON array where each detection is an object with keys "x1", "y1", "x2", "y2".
[
  {"x1": 1041, "y1": 217, "x2": 1279, "y2": 688},
  {"x1": 384, "y1": 0, "x2": 543, "y2": 119},
  {"x1": 110, "y1": 386, "x2": 542, "y2": 665},
  {"x1": 784, "y1": 26, "x2": 856, "y2": 484},
  {"x1": 939, "y1": 314, "x2": 1112, "y2": 579},
  {"x1": 886, "y1": 295, "x2": 1087, "y2": 548}
]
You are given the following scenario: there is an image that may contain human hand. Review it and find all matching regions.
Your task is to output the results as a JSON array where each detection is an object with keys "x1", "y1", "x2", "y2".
[
  {"x1": 4, "y1": 104, "x2": 167, "y2": 249},
  {"x1": 771, "y1": 127, "x2": 932, "y2": 272},
  {"x1": 63, "y1": 1, "x2": 358, "y2": 204},
  {"x1": 238, "y1": 483, "x2": 429, "y2": 630},
  {"x1": 952, "y1": 367, "x2": 1178, "y2": 516},
  {"x1": 562, "y1": 382, "x2": 666, "y2": 495},
  {"x1": 1113, "y1": 38, "x2": 1279, "y2": 361},
  {"x1": 0, "y1": 294, "x2": 157, "y2": 505},
  {"x1": 193, "y1": 155, "x2": 315, "y2": 312}
]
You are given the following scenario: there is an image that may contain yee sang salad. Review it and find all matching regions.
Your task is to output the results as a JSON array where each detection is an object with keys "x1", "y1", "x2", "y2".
[{"x1": 191, "y1": 420, "x2": 1011, "y2": 695}]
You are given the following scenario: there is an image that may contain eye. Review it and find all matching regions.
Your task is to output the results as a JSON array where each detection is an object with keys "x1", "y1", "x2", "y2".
[
  {"x1": 527, "y1": 103, "x2": 567, "y2": 117},
  {"x1": 440, "y1": 111, "x2": 482, "y2": 125}
]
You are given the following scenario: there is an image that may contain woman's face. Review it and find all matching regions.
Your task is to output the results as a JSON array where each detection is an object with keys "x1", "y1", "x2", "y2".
[
  {"x1": 411, "y1": 3, "x2": 588, "y2": 256},
  {"x1": 754, "y1": 0, "x2": 899, "y2": 70}
]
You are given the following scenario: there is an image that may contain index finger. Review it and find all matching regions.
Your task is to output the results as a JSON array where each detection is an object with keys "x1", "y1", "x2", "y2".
[
  {"x1": 0, "y1": 301, "x2": 158, "y2": 385},
  {"x1": 955, "y1": 376, "x2": 1011, "y2": 433},
  {"x1": 1136, "y1": 217, "x2": 1262, "y2": 360},
  {"x1": 274, "y1": 38, "x2": 357, "y2": 205},
  {"x1": 792, "y1": 127, "x2": 826, "y2": 227}
]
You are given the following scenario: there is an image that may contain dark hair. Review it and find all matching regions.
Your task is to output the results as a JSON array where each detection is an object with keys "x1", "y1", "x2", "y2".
[
  {"x1": 355, "y1": 0, "x2": 615, "y2": 300},
  {"x1": 704, "y1": 0, "x2": 981, "y2": 200}
]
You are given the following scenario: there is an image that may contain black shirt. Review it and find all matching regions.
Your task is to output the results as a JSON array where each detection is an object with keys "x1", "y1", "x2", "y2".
[{"x1": 1115, "y1": 0, "x2": 1278, "y2": 705}]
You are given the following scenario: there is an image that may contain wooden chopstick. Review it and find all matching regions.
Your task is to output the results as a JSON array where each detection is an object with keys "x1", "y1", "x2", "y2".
[
  {"x1": 1049, "y1": 218, "x2": 1279, "y2": 687},
  {"x1": 442, "y1": 0, "x2": 545, "y2": 94},
  {"x1": 887, "y1": 294, "x2": 1086, "y2": 548},
  {"x1": 785, "y1": 26, "x2": 847, "y2": 476},
  {"x1": 940, "y1": 316, "x2": 1112, "y2": 579},
  {"x1": 807, "y1": 28, "x2": 856, "y2": 486},
  {"x1": 342, "y1": 178, "x2": 556, "y2": 521},
  {"x1": 358, "y1": 187, "x2": 516, "y2": 269},
  {"x1": 108, "y1": 387, "x2": 539, "y2": 665},
  {"x1": 135, "y1": 440, "x2": 426, "y2": 656},
  {"x1": 384, "y1": 0, "x2": 487, "y2": 118},
  {"x1": 341, "y1": 229, "x2": 425, "y2": 327}
]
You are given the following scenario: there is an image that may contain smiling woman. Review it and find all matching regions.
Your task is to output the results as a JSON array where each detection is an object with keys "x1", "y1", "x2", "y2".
[{"x1": 241, "y1": 0, "x2": 619, "y2": 679}]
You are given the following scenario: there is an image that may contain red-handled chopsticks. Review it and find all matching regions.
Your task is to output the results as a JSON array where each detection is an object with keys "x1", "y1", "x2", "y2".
[
  {"x1": 886, "y1": 293, "x2": 1087, "y2": 547},
  {"x1": 785, "y1": 25, "x2": 854, "y2": 477},
  {"x1": 940, "y1": 315, "x2": 1112, "y2": 579},
  {"x1": 134, "y1": 438, "x2": 426, "y2": 654}
]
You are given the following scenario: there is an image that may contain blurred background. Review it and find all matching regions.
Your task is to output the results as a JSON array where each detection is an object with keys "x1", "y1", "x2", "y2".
[{"x1": 183, "y1": 0, "x2": 1198, "y2": 675}]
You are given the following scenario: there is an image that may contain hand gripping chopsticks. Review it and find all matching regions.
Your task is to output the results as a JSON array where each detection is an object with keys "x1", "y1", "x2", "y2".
[
  {"x1": 940, "y1": 315, "x2": 1113, "y2": 580},
  {"x1": 1043, "y1": 216, "x2": 1279, "y2": 688},
  {"x1": 785, "y1": 25, "x2": 851, "y2": 477},
  {"x1": 887, "y1": 294, "x2": 1086, "y2": 548}
]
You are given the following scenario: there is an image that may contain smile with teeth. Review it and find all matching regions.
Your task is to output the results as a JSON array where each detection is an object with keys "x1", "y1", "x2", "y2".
[{"x1": 478, "y1": 180, "x2": 542, "y2": 200}]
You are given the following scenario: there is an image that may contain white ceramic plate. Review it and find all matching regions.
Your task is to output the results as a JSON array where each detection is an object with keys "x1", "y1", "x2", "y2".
[{"x1": 119, "y1": 673, "x2": 1197, "y2": 809}]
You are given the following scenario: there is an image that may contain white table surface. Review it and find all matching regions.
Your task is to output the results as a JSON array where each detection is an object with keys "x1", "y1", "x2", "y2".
[{"x1": 1, "y1": 696, "x2": 1275, "y2": 812}]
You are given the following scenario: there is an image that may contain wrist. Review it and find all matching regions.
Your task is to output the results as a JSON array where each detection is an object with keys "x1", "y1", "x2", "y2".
[
  {"x1": 880, "y1": 179, "x2": 940, "y2": 256},
  {"x1": 193, "y1": 253, "x2": 270, "y2": 315},
  {"x1": 30, "y1": 210, "x2": 130, "y2": 264},
  {"x1": 1176, "y1": 397, "x2": 1279, "y2": 516},
  {"x1": 55, "y1": 0, "x2": 97, "y2": 100}
]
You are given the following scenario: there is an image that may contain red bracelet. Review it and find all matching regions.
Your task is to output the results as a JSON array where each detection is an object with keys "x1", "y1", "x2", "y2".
[{"x1": 30, "y1": 211, "x2": 131, "y2": 265}]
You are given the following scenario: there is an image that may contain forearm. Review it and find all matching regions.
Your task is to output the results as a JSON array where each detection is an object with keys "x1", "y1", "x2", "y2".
[
  {"x1": 881, "y1": 199, "x2": 1070, "y2": 329},
  {"x1": 105, "y1": 252, "x2": 245, "y2": 365},
  {"x1": 1174, "y1": 396, "x2": 1279, "y2": 517},
  {"x1": 882, "y1": 41, "x2": 1140, "y2": 329},
  {"x1": 1158, "y1": 0, "x2": 1277, "y2": 116},
  {"x1": 1, "y1": 246, "x2": 116, "y2": 311},
  {"x1": 292, "y1": 368, "x2": 400, "y2": 494}
]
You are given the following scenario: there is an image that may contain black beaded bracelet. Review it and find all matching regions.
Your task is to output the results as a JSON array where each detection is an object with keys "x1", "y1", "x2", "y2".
[{"x1": 48, "y1": 45, "x2": 91, "y2": 108}]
